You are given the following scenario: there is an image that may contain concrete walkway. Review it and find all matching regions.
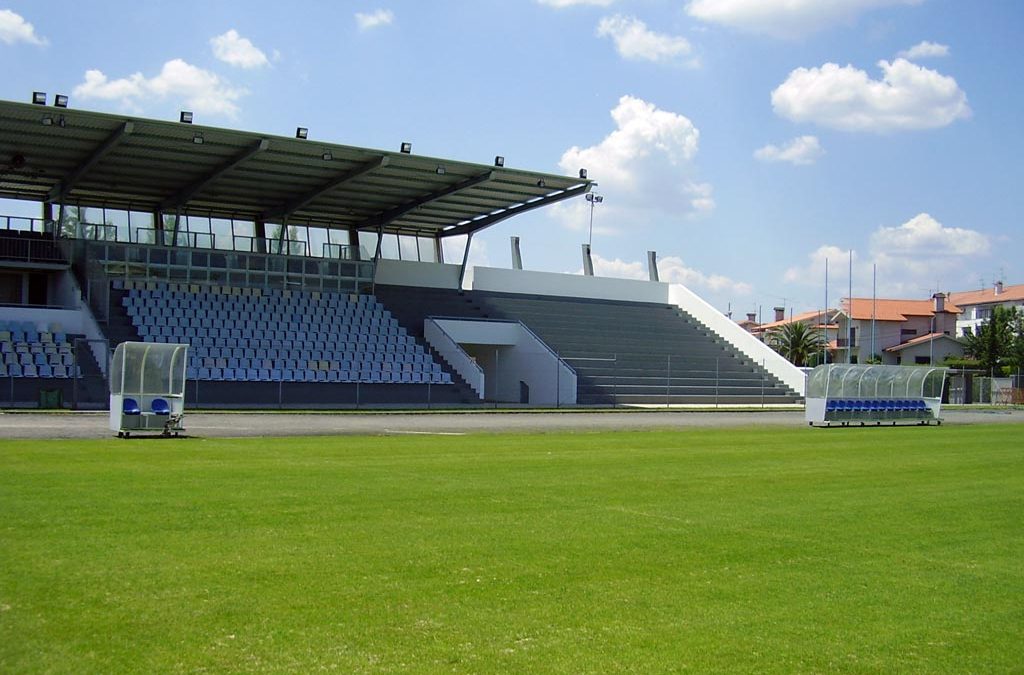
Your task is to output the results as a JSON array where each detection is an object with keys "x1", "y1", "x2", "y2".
[{"x1": 0, "y1": 407, "x2": 1021, "y2": 440}]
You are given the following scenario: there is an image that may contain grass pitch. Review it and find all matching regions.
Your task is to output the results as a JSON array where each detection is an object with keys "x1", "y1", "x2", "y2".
[{"x1": 1, "y1": 424, "x2": 1022, "y2": 673}]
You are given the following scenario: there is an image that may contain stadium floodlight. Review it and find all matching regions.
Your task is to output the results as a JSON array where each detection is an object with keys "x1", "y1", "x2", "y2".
[
  {"x1": 436, "y1": 165, "x2": 446, "y2": 175},
  {"x1": 180, "y1": 111, "x2": 194, "y2": 124},
  {"x1": 41, "y1": 114, "x2": 53, "y2": 126},
  {"x1": 494, "y1": 156, "x2": 505, "y2": 167},
  {"x1": 296, "y1": 127, "x2": 308, "y2": 140},
  {"x1": 32, "y1": 91, "x2": 47, "y2": 105},
  {"x1": 322, "y1": 150, "x2": 333, "y2": 161},
  {"x1": 400, "y1": 142, "x2": 412, "y2": 154},
  {"x1": 536, "y1": 179, "x2": 545, "y2": 188},
  {"x1": 579, "y1": 168, "x2": 588, "y2": 179},
  {"x1": 54, "y1": 94, "x2": 69, "y2": 108},
  {"x1": 57, "y1": 115, "x2": 66, "y2": 128},
  {"x1": 192, "y1": 132, "x2": 204, "y2": 145}
]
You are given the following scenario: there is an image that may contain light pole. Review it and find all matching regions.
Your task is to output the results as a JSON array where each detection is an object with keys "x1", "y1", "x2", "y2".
[{"x1": 585, "y1": 192, "x2": 603, "y2": 248}]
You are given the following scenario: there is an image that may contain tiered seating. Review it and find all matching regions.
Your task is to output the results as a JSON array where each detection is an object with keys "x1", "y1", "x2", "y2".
[
  {"x1": 374, "y1": 284, "x2": 802, "y2": 405},
  {"x1": 118, "y1": 281, "x2": 452, "y2": 385},
  {"x1": 0, "y1": 320, "x2": 80, "y2": 378}
]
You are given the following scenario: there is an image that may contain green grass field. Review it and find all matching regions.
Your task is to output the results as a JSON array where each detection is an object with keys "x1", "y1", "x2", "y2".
[{"x1": 2, "y1": 424, "x2": 1022, "y2": 673}]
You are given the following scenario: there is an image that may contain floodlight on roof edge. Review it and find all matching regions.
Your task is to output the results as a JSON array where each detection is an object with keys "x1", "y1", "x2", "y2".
[
  {"x1": 296, "y1": 127, "x2": 308, "y2": 140},
  {"x1": 494, "y1": 155, "x2": 505, "y2": 167},
  {"x1": 400, "y1": 142, "x2": 412, "y2": 154},
  {"x1": 32, "y1": 91, "x2": 46, "y2": 105},
  {"x1": 579, "y1": 168, "x2": 587, "y2": 179},
  {"x1": 192, "y1": 132, "x2": 204, "y2": 145},
  {"x1": 54, "y1": 94, "x2": 69, "y2": 108},
  {"x1": 180, "y1": 111, "x2": 194, "y2": 124},
  {"x1": 436, "y1": 165, "x2": 446, "y2": 175},
  {"x1": 322, "y1": 150, "x2": 333, "y2": 161},
  {"x1": 41, "y1": 114, "x2": 53, "y2": 126}
]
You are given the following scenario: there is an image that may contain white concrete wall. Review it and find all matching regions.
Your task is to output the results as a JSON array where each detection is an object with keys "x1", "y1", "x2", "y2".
[
  {"x1": 430, "y1": 318, "x2": 576, "y2": 405},
  {"x1": 471, "y1": 266, "x2": 669, "y2": 303},
  {"x1": 375, "y1": 259, "x2": 461, "y2": 289}
]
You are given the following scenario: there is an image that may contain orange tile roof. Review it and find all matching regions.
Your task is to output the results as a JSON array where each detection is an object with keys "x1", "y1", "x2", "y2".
[
  {"x1": 884, "y1": 332, "x2": 959, "y2": 352},
  {"x1": 843, "y1": 298, "x2": 960, "y2": 322},
  {"x1": 753, "y1": 309, "x2": 834, "y2": 333},
  {"x1": 948, "y1": 283, "x2": 1024, "y2": 307}
]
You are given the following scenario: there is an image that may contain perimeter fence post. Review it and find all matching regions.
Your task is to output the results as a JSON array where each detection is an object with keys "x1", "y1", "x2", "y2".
[
  {"x1": 666, "y1": 354, "x2": 672, "y2": 409},
  {"x1": 761, "y1": 358, "x2": 766, "y2": 408},
  {"x1": 715, "y1": 357, "x2": 720, "y2": 408},
  {"x1": 613, "y1": 353, "x2": 618, "y2": 408},
  {"x1": 555, "y1": 350, "x2": 560, "y2": 409}
]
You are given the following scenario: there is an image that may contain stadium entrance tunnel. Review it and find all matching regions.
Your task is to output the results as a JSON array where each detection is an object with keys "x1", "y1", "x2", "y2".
[{"x1": 424, "y1": 318, "x2": 576, "y2": 406}]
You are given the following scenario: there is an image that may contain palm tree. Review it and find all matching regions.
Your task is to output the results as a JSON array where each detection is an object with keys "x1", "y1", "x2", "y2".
[{"x1": 768, "y1": 321, "x2": 824, "y2": 367}]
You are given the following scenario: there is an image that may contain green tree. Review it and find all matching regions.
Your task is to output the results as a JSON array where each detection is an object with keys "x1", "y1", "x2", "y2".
[
  {"x1": 768, "y1": 321, "x2": 823, "y2": 367},
  {"x1": 963, "y1": 306, "x2": 1018, "y2": 374}
]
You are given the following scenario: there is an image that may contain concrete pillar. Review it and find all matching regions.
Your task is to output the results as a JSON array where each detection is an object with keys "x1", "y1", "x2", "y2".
[
  {"x1": 647, "y1": 251, "x2": 659, "y2": 282},
  {"x1": 581, "y1": 244, "x2": 594, "y2": 276},
  {"x1": 511, "y1": 236, "x2": 523, "y2": 270}
]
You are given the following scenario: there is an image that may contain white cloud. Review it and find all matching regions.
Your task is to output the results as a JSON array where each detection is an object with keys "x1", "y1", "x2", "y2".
[
  {"x1": 211, "y1": 29, "x2": 269, "y2": 69},
  {"x1": 754, "y1": 135, "x2": 824, "y2": 165},
  {"x1": 355, "y1": 9, "x2": 394, "y2": 31},
  {"x1": 686, "y1": 0, "x2": 924, "y2": 39},
  {"x1": 73, "y1": 59, "x2": 247, "y2": 118},
  {"x1": 582, "y1": 253, "x2": 751, "y2": 295},
  {"x1": 596, "y1": 15, "x2": 696, "y2": 65},
  {"x1": 784, "y1": 214, "x2": 992, "y2": 298},
  {"x1": 871, "y1": 212, "x2": 989, "y2": 257},
  {"x1": 0, "y1": 9, "x2": 47, "y2": 46},
  {"x1": 897, "y1": 40, "x2": 949, "y2": 60},
  {"x1": 771, "y1": 58, "x2": 970, "y2": 132},
  {"x1": 537, "y1": 0, "x2": 615, "y2": 7},
  {"x1": 554, "y1": 95, "x2": 711, "y2": 234}
]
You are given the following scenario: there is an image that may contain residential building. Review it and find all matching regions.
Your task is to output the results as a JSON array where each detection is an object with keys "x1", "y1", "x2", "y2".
[
  {"x1": 948, "y1": 282, "x2": 1024, "y2": 337},
  {"x1": 836, "y1": 293, "x2": 964, "y2": 365}
]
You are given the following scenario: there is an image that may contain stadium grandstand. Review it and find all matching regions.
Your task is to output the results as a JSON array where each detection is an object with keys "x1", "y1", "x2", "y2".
[{"x1": 0, "y1": 96, "x2": 804, "y2": 409}]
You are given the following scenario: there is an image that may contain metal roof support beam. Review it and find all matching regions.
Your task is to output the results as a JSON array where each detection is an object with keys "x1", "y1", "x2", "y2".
[
  {"x1": 47, "y1": 120, "x2": 134, "y2": 203},
  {"x1": 458, "y1": 232, "x2": 474, "y2": 290},
  {"x1": 357, "y1": 170, "x2": 495, "y2": 232},
  {"x1": 158, "y1": 138, "x2": 269, "y2": 212},
  {"x1": 440, "y1": 183, "x2": 591, "y2": 239},
  {"x1": 262, "y1": 155, "x2": 388, "y2": 223}
]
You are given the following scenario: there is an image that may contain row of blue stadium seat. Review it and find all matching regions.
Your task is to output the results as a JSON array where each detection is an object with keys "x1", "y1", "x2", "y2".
[
  {"x1": 187, "y1": 366, "x2": 450, "y2": 384},
  {"x1": 0, "y1": 363, "x2": 81, "y2": 378},
  {"x1": 134, "y1": 324, "x2": 412, "y2": 347},
  {"x1": 194, "y1": 356, "x2": 441, "y2": 372},
  {"x1": 824, "y1": 398, "x2": 931, "y2": 419},
  {"x1": 130, "y1": 313, "x2": 400, "y2": 334},
  {"x1": 125, "y1": 304, "x2": 387, "y2": 323},
  {"x1": 124, "y1": 294, "x2": 377, "y2": 313},
  {"x1": 1, "y1": 351, "x2": 76, "y2": 367}
]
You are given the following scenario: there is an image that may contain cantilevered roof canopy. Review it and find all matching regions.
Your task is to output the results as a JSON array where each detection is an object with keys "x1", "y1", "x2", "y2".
[{"x1": 0, "y1": 99, "x2": 592, "y2": 239}]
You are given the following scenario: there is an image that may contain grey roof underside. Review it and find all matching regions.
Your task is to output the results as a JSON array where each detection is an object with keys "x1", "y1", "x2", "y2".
[{"x1": 0, "y1": 100, "x2": 592, "y2": 238}]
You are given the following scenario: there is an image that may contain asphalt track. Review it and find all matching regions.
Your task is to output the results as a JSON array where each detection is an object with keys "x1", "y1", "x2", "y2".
[{"x1": 0, "y1": 407, "x2": 1021, "y2": 440}]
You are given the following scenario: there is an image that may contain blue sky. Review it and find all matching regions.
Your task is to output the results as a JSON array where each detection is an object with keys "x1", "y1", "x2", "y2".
[{"x1": 2, "y1": 0, "x2": 1021, "y2": 317}]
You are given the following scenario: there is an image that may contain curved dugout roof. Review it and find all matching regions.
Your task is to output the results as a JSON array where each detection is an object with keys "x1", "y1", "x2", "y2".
[{"x1": 0, "y1": 99, "x2": 593, "y2": 239}]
